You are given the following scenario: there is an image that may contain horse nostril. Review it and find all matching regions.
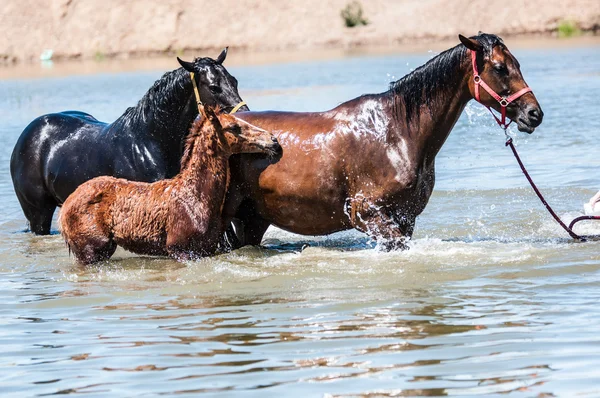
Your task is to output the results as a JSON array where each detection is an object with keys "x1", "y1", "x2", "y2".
[{"x1": 528, "y1": 108, "x2": 543, "y2": 121}]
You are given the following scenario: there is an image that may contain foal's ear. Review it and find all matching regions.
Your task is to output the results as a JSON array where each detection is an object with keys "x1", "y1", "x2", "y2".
[
  {"x1": 215, "y1": 47, "x2": 228, "y2": 64},
  {"x1": 206, "y1": 106, "x2": 222, "y2": 129},
  {"x1": 459, "y1": 34, "x2": 482, "y2": 52},
  {"x1": 177, "y1": 57, "x2": 195, "y2": 72}
]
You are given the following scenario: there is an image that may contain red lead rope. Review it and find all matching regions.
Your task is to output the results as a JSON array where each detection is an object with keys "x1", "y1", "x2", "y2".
[
  {"x1": 505, "y1": 138, "x2": 586, "y2": 241},
  {"x1": 470, "y1": 50, "x2": 598, "y2": 241},
  {"x1": 506, "y1": 137, "x2": 600, "y2": 241}
]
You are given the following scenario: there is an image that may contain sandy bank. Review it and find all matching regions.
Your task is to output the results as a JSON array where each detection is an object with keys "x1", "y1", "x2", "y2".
[{"x1": 1, "y1": 0, "x2": 599, "y2": 65}]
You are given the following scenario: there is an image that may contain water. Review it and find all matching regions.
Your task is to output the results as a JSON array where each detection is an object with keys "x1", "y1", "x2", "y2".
[{"x1": 1, "y1": 44, "x2": 600, "y2": 396}]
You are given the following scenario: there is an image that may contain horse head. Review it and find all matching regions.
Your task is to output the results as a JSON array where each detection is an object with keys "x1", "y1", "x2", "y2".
[
  {"x1": 460, "y1": 33, "x2": 543, "y2": 133},
  {"x1": 177, "y1": 48, "x2": 250, "y2": 114},
  {"x1": 201, "y1": 106, "x2": 282, "y2": 161}
]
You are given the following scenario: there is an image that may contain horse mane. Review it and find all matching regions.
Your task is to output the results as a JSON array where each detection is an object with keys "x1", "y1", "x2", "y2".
[
  {"x1": 179, "y1": 116, "x2": 206, "y2": 171},
  {"x1": 114, "y1": 57, "x2": 218, "y2": 132},
  {"x1": 179, "y1": 106, "x2": 222, "y2": 171},
  {"x1": 389, "y1": 33, "x2": 503, "y2": 123},
  {"x1": 116, "y1": 68, "x2": 188, "y2": 131}
]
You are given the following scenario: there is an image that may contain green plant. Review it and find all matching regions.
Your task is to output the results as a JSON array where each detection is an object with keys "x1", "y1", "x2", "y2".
[
  {"x1": 94, "y1": 51, "x2": 106, "y2": 61},
  {"x1": 341, "y1": 1, "x2": 368, "y2": 28},
  {"x1": 557, "y1": 20, "x2": 581, "y2": 38}
]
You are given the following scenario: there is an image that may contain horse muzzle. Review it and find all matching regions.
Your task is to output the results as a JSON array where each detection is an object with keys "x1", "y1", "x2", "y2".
[
  {"x1": 516, "y1": 105, "x2": 544, "y2": 134},
  {"x1": 264, "y1": 138, "x2": 283, "y2": 163}
]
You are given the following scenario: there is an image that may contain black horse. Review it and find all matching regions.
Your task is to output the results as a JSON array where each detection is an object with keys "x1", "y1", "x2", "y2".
[{"x1": 10, "y1": 48, "x2": 249, "y2": 235}]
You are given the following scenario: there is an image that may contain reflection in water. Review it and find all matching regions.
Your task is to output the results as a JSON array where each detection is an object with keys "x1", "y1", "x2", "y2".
[
  {"x1": 2, "y1": 227, "x2": 599, "y2": 397},
  {"x1": 2, "y1": 254, "x2": 596, "y2": 396},
  {"x1": 12, "y1": 290, "x2": 551, "y2": 396}
]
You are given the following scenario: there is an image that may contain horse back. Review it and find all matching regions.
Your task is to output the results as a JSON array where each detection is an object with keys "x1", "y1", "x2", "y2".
[
  {"x1": 60, "y1": 110, "x2": 101, "y2": 123},
  {"x1": 11, "y1": 112, "x2": 111, "y2": 201},
  {"x1": 12, "y1": 111, "x2": 107, "y2": 157},
  {"x1": 11, "y1": 110, "x2": 170, "y2": 206},
  {"x1": 235, "y1": 110, "x2": 337, "y2": 138}
]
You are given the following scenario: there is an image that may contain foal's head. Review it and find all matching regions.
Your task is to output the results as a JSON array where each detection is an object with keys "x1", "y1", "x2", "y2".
[
  {"x1": 177, "y1": 48, "x2": 249, "y2": 113},
  {"x1": 201, "y1": 106, "x2": 282, "y2": 159},
  {"x1": 459, "y1": 33, "x2": 543, "y2": 133}
]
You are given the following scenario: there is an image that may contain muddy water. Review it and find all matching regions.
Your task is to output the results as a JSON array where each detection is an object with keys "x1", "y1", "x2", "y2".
[{"x1": 1, "y1": 44, "x2": 600, "y2": 396}]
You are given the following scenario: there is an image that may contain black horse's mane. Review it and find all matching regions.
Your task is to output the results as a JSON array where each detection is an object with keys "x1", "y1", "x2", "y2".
[
  {"x1": 114, "y1": 67, "x2": 189, "y2": 132},
  {"x1": 389, "y1": 33, "x2": 503, "y2": 122},
  {"x1": 113, "y1": 57, "x2": 217, "y2": 133}
]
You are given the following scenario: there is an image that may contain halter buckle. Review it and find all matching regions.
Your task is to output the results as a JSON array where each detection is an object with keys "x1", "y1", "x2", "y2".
[
  {"x1": 473, "y1": 75, "x2": 481, "y2": 84},
  {"x1": 499, "y1": 98, "x2": 509, "y2": 107}
]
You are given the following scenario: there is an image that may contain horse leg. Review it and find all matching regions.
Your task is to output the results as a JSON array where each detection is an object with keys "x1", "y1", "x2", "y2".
[
  {"x1": 234, "y1": 199, "x2": 270, "y2": 247},
  {"x1": 219, "y1": 220, "x2": 244, "y2": 252},
  {"x1": 75, "y1": 239, "x2": 116, "y2": 265},
  {"x1": 67, "y1": 232, "x2": 117, "y2": 265},
  {"x1": 244, "y1": 216, "x2": 271, "y2": 246},
  {"x1": 61, "y1": 212, "x2": 117, "y2": 265},
  {"x1": 63, "y1": 217, "x2": 116, "y2": 264},
  {"x1": 378, "y1": 215, "x2": 416, "y2": 251},
  {"x1": 166, "y1": 248, "x2": 192, "y2": 262},
  {"x1": 348, "y1": 198, "x2": 413, "y2": 251},
  {"x1": 15, "y1": 192, "x2": 57, "y2": 235}
]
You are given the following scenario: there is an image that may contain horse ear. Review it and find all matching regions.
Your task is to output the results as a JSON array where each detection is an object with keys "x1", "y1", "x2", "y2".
[
  {"x1": 459, "y1": 34, "x2": 482, "y2": 52},
  {"x1": 216, "y1": 47, "x2": 228, "y2": 64},
  {"x1": 206, "y1": 106, "x2": 222, "y2": 129},
  {"x1": 177, "y1": 57, "x2": 195, "y2": 72}
]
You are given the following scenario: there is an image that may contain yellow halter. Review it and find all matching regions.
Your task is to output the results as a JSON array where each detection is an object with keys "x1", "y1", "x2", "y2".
[
  {"x1": 229, "y1": 101, "x2": 247, "y2": 114},
  {"x1": 190, "y1": 72, "x2": 246, "y2": 114}
]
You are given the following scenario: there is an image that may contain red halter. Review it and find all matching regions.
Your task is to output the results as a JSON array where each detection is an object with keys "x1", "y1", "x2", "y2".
[{"x1": 470, "y1": 50, "x2": 532, "y2": 130}]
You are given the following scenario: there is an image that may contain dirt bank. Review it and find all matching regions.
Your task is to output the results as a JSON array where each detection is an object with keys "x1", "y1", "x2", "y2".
[{"x1": 1, "y1": 0, "x2": 599, "y2": 65}]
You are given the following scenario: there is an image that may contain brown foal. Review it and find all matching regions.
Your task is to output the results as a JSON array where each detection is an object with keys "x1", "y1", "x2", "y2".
[{"x1": 60, "y1": 106, "x2": 281, "y2": 264}]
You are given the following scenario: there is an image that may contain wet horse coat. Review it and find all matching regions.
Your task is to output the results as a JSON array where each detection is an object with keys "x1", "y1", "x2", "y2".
[
  {"x1": 10, "y1": 49, "x2": 249, "y2": 235},
  {"x1": 59, "y1": 107, "x2": 281, "y2": 264},
  {"x1": 226, "y1": 33, "x2": 544, "y2": 249}
]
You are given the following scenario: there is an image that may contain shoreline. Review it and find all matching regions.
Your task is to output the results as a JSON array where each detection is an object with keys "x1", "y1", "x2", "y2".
[
  {"x1": 2, "y1": 0, "x2": 599, "y2": 76},
  {"x1": 1, "y1": 35, "x2": 599, "y2": 81}
]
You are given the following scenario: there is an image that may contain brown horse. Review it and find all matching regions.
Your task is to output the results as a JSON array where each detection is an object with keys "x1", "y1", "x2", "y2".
[
  {"x1": 59, "y1": 106, "x2": 281, "y2": 264},
  {"x1": 225, "y1": 33, "x2": 544, "y2": 250}
]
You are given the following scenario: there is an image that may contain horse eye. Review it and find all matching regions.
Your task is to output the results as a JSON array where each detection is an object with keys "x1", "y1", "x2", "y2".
[
  {"x1": 493, "y1": 64, "x2": 508, "y2": 75},
  {"x1": 225, "y1": 125, "x2": 242, "y2": 135},
  {"x1": 209, "y1": 85, "x2": 222, "y2": 94}
]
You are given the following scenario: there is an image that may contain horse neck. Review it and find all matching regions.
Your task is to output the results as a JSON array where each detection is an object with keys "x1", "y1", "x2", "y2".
[
  {"x1": 387, "y1": 46, "x2": 472, "y2": 161},
  {"x1": 177, "y1": 126, "x2": 230, "y2": 217},
  {"x1": 122, "y1": 68, "x2": 198, "y2": 155}
]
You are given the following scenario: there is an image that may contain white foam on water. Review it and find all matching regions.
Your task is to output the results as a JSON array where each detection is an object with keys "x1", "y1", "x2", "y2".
[{"x1": 41, "y1": 218, "x2": 585, "y2": 289}]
